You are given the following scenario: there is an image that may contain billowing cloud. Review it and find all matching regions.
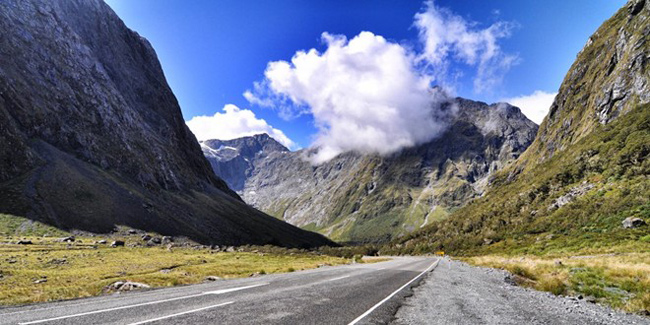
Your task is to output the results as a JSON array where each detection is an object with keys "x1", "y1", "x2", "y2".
[
  {"x1": 504, "y1": 90, "x2": 557, "y2": 124},
  {"x1": 186, "y1": 104, "x2": 296, "y2": 149},
  {"x1": 244, "y1": 0, "x2": 517, "y2": 163},
  {"x1": 414, "y1": 0, "x2": 518, "y2": 93},
  {"x1": 246, "y1": 32, "x2": 454, "y2": 164}
]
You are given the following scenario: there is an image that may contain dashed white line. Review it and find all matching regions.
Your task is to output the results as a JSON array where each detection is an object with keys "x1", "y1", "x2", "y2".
[
  {"x1": 327, "y1": 275, "x2": 351, "y2": 282},
  {"x1": 127, "y1": 301, "x2": 234, "y2": 325},
  {"x1": 347, "y1": 258, "x2": 440, "y2": 325},
  {"x1": 203, "y1": 282, "x2": 268, "y2": 294},
  {"x1": 18, "y1": 283, "x2": 267, "y2": 324}
]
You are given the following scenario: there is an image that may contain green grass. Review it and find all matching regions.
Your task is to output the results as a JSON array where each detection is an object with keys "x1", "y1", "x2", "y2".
[{"x1": 0, "y1": 214, "x2": 69, "y2": 237}]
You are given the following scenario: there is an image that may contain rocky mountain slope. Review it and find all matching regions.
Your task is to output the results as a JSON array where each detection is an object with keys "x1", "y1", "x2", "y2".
[
  {"x1": 0, "y1": 0, "x2": 332, "y2": 247},
  {"x1": 205, "y1": 98, "x2": 538, "y2": 243},
  {"x1": 390, "y1": 0, "x2": 650, "y2": 255},
  {"x1": 201, "y1": 134, "x2": 289, "y2": 191}
]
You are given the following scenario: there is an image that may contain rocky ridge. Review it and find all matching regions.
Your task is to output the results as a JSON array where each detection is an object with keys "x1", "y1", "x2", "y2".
[
  {"x1": 201, "y1": 134, "x2": 289, "y2": 191},
  {"x1": 205, "y1": 97, "x2": 538, "y2": 243}
]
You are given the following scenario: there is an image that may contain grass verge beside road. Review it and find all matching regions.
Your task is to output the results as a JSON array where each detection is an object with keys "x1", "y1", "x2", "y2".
[
  {"x1": 464, "y1": 252, "x2": 650, "y2": 315},
  {"x1": 0, "y1": 237, "x2": 349, "y2": 306}
]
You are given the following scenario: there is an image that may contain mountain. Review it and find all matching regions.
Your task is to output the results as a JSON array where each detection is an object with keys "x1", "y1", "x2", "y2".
[
  {"x1": 390, "y1": 0, "x2": 650, "y2": 254},
  {"x1": 0, "y1": 0, "x2": 332, "y2": 248},
  {"x1": 201, "y1": 134, "x2": 290, "y2": 191},
  {"x1": 204, "y1": 98, "x2": 538, "y2": 243}
]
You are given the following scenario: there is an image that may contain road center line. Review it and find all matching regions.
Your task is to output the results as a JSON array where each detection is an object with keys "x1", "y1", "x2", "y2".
[
  {"x1": 327, "y1": 275, "x2": 351, "y2": 282},
  {"x1": 203, "y1": 282, "x2": 268, "y2": 294},
  {"x1": 347, "y1": 258, "x2": 440, "y2": 325},
  {"x1": 127, "y1": 301, "x2": 234, "y2": 325},
  {"x1": 18, "y1": 283, "x2": 266, "y2": 324}
]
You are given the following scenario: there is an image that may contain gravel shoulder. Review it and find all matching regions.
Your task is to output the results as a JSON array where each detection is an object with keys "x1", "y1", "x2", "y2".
[{"x1": 392, "y1": 257, "x2": 650, "y2": 325}]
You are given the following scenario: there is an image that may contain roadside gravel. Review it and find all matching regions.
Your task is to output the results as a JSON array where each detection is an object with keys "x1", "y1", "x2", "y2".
[{"x1": 392, "y1": 257, "x2": 649, "y2": 325}]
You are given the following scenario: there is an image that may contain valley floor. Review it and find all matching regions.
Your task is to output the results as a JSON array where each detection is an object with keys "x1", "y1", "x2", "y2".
[{"x1": 393, "y1": 257, "x2": 649, "y2": 325}]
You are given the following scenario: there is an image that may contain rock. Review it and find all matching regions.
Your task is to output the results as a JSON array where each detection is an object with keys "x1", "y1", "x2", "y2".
[
  {"x1": 34, "y1": 278, "x2": 47, "y2": 284},
  {"x1": 96, "y1": 240, "x2": 107, "y2": 244},
  {"x1": 104, "y1": 281, "x2": 150, "y2": 292},
  {"x1": 161, "y1": 236, "x2": 173, "y2": 244},
  {"x1": 141, "y1": 234, "x2": 152, "y2": 241},
  {"x1": 150, "y1": 237, "x2": 161, "y2": 244},
  {"x1": 127, "y1": 229, "x2": 138, "y2": 235},
  {"x1": 16, "y1": 240, "x2": 32, "y2": 245},
  {"x1": 483, "y1": 238, "x2": 494, "y2": 245},
  {"x1": 204, "y1": 276, "x2": 222, "y2": 281},
  {"x1": 111, "y1": 240, "x2": 125, "y2": 247},
  {"x1": 547, "y1": 183, "x2": 595, "y2": 211},
  {"x1": 59, "y1": 236, "x2": 75, "y2": 243},
  {"x1": 555, "y1": 260, "x2": 563, "y2": 266},
  {"x1": 628, "y1": 0, "x2": 646, "y2": 15},
  {"x1": 622, "y1": 217, "x2": 646, "y2": 228},
  {"x1": 48, "y1": 258, "x2": 67, "y2": 265},
  {"x1": 225, "y1": 246, "x2": 235, "y2": 252}
]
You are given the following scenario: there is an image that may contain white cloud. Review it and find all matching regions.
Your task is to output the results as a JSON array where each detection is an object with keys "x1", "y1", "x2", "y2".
[
  {"x1": 247, "y1": 32, "x2": 454, "y2": 164},
  {"x1": 414, "y1": 0, "x2": 518, "y2": 93},
  {"x1": 504, "y1": 90, "x2": 557, "y2": 124},
  {"x1": 243, "y1": 0, "x2": 518, "y2": 163},
  {"x1": 186, "y1": 104, "x2": 296, "y2": 149}
]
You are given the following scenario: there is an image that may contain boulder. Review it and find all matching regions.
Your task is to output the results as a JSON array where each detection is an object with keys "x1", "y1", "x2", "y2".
[
  {"x1": 96, "y1": 240, "x2": 107, "y2": 244},
  {"x1": 59, "y1": 236, "x2": 75, "y2": 242},
  {"x1": 141, "y1": 234, "x2": 152, "y2": 241},
  {"x1": 150, "y1": 237, "x2": 161, "y2": 244},
  {"x1": 162, "y1": 236, "x2": 173, "y2": 244},
  {"x1": 104, "y1": 281, "x2": 150, "y2": 292},
  {"x1": 622, "y1": 217, "x2": 647, "y2": 229},
  {"x1": 111, "y1": 240, "x2": 125, "y2": 247}
]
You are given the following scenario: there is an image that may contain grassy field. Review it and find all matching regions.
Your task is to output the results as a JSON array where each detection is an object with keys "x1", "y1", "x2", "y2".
[
  {"x1": 464, "y1": 252, "x2": 650, "y2": 315},
  {"x1": 0, "y1": 236, "x2": 350, "y2": 306}
]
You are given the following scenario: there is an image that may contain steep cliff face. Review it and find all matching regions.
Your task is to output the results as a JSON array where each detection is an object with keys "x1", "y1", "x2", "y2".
[
  {"x1": 391, "y1": 1, "x2": 650, "y2": 255},
  {"x1": 201, "y1": 134, "x2": 290, "y2": 191},
  {"x1": 207, "y1": 98, "x2": 537, "y2": 243},
  {"x1": 517, "y1": 0, "x2": 650, "y2": 167},
  {"x1": 0, "y1": 0, "x2": 332, "y2": 247}
]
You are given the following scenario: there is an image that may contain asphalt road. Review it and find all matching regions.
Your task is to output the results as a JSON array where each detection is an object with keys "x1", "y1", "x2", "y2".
[{"x1": 0, "y1": 256, "x2": 438, "y2": 325}]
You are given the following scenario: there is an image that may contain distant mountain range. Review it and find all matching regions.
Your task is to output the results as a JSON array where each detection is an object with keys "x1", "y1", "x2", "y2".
[
  {"x1": 0, "y1": 0, "x2": 332, "y2": 248},
  {"x1": 203, "y1": 98, "x2": 538, "y2": 243},
  {"x1": 204, "y1": 1, "x2": 650, "y2": 249}
]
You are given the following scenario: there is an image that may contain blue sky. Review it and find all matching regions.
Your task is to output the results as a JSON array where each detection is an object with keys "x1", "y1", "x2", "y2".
[{"x1": 105, "y1": 0, "x2": 625, "y2": 151}]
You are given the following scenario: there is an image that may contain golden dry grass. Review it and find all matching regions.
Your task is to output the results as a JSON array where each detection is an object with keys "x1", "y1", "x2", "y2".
[
  {"x1": 0, "y1": 236, "x2": 349, "y2": 306},
  {"x1": 464, "y1": 253, "x2": 650, "y2": 314}
]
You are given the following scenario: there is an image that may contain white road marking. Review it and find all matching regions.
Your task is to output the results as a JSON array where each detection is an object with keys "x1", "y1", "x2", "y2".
[
  {"x1": 203, "y1": 282, "x2": 268, "y2": 294},
  {"x1": 347, "y1": 258, "x2": 440, "y2": 325},
  {"x1": 127, "y1": 301, "x2": 234, "y2": 325},
  {"x1": 18, "y1": 283, "x2": 267, "y2": 324},
  {"x1": 326, "y1": 275, "x2": 351, "y2": 282}
]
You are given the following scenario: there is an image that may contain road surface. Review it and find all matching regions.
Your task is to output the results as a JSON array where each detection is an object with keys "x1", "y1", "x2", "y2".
[{"x1": 0, "y1": 256, "x2": 437, "y2": 325}]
